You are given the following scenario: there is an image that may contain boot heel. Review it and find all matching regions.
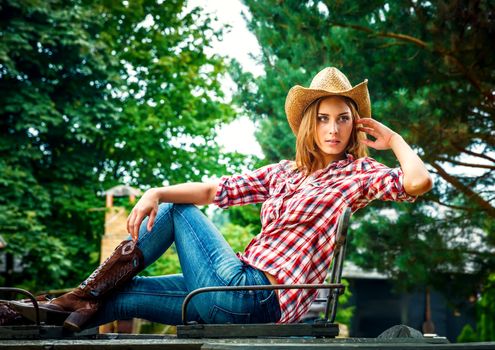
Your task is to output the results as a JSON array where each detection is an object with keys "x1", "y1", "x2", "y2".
[{"x1": 63, "y1": 311, "x2": 92, "y2": 332}]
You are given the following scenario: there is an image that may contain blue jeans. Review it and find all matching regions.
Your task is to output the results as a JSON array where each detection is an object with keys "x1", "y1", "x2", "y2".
[{"x1": 90, "y1": 203, "x2": 281, "y2": 326}]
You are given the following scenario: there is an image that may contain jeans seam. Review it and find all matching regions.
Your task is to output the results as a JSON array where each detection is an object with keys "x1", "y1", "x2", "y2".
[
  {"x1": 251, "y1": 268, "x2": 266, "y2": 285},
  {"x1": 173, "y1": 205, "x2": 229, "y2": 288},
  {"x1": 250, "y1": 268, "x2": 275, "y2": 304}
]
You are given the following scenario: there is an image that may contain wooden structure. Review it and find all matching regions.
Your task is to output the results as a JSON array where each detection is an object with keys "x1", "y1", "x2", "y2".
[
  {"x1": 100, "y1": 185, "x2": 141, "y2": 334},
  {"x1": 101, "y1": 185, "x2": 141, "y2": 262}
]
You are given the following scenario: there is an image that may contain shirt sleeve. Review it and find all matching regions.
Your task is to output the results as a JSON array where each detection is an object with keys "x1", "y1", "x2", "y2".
[
  {"x1": 360, "y1": 158, "x2": 418, "y2": 203},
  {"x1": 213, "y1": 161, "x2": 285, "y2": 209}
]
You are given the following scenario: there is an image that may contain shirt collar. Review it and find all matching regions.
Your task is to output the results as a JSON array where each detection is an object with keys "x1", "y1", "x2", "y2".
[
  {"x1": 291, "y1": 153, "x2": 355, "y2": 179},
  {"x1": 327, "y1": 152, "x2": 355, "y2": 169}
]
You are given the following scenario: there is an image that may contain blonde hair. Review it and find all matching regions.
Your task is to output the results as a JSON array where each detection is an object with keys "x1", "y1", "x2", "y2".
[{"x1": 295, "y1": 96, "x2": 368, "y2": 175}]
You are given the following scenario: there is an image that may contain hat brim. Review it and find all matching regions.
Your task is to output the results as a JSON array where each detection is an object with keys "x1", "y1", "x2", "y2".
[{"x1": 285, "y1": 80, "x2": 371, "y2": 135}]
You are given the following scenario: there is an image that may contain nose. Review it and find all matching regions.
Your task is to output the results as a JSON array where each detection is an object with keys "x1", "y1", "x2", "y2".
[{"x1": 327, "y1": 120, "x2": 338, "y2": 134}]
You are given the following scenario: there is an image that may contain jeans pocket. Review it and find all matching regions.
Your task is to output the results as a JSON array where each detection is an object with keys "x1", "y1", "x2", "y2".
[
  {"x1": 208, "y1": 305, "x2": 251, "y2": 324},
  {"x1": 256, "y1": 290, "x2": 281, "y2": 323},
  {"x1": 259, "y1": 289, "x2": 276, "y2": 304}
]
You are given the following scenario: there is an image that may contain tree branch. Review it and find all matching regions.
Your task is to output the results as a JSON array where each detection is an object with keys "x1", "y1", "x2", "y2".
[
  {"x1": 435, "y1": 156, "x2": 495, "y2": 170},
  {"x1": 431, "y1": 162, "x2": 495, "y2": 217},
  {"x1": 329, "y1": 22, "x2": 494, "y2": 106},
  {"x1": 465, "y1": 169, "x2": 495, "y2": 189},
  {"x1": 454, "y1": 146, "x2": 495, "y2": 164},
  {"x1": 331, "y1": 22, "x2": 428, "y2": 48},
  {"x1": 428, "y1": 197, "x2": 476, "y2": 212}
]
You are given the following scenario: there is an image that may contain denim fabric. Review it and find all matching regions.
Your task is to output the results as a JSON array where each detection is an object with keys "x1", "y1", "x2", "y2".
[{"x1": 90, "y1": 203, "x2": 281, "y2": 326}]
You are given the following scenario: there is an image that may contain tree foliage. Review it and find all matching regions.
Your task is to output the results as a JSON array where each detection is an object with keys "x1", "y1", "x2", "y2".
[
  {"x1": 350, "y1": 204, "x2": 492, "y2": 298},
  {"x1": 458, "y1": 273, "x2": 495, "y2": 342},
  {"x1": 0, "y1": 0, "x2": 241, "y2": 291},
  {"x1": 236, "y1": 0, "x2": 495, "y2": 215}
]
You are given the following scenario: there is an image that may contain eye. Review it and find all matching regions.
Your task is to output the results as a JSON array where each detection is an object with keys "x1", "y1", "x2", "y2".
[
  {"x1": 339, "y1": 115, "x2": 351, "y2": 122},
  {"x1": 317, "y1": 115, "x2": 328, "y2": 123}
]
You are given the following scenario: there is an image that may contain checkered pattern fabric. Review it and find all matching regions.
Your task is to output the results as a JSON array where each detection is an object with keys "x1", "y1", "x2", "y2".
[{"x1": 214, "y1": 154, "x2": 417, "y2": 323}]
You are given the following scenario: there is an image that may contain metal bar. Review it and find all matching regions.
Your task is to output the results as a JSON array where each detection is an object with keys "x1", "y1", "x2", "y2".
[
  {"x1": 327, "y1": 243, "x2": 347, "y2": 323},
  {"x1": 181, "y1": 283, "x2": 345, "y2": 325},
  {"x1": 0, "y1": 287, "x2": 41, "y2": 326},
  {"x1": 313, "y1": 298, "x2": 327, "y2": 303},
  {"x1": 324, "y1": 207, "x2": 350, "y2": 322},
  {"x1": 324, "y1": 253, "x2": 340, "y2": 321}
]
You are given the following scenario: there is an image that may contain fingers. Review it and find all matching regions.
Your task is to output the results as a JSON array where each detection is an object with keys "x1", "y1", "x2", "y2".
[
  {"x1": 127, "y1": 208, "x2": 158, "y2": 241},
  {"x1": 356, "y1": 117, "x2": 375, "y2": 125},
  {"x1": 359, "y1": 138, "x2": 374, "y2": 147},
  {"x1": 357, "y1": 118, "x2": 398, "y2": 150},
  {"x1": 127, "y1": 210, "x2": 136, "y2": 237},
  {"x1": 147, "y1": 209, "x2": 157, "y2": 232},
  {"x1": 358, "y1": 126, "x2": 377, "y2": 134},
  {"x1": 357, "y1": 118, "x2": 381, "y2": 132},
  {"x1": 131, "y1": 212, "x2": 146, "y2": 241},
  {"x1": 126, "y1": 190, "x2": 159, "y2": 241},
  {"x1": 127, "y1": 209, "x2": 144, "y2": 241}
]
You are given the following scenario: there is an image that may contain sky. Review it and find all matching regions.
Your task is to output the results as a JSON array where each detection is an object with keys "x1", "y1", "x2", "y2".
[{"x1": 185, "y1": 0, "x2": 265, "y2": 158}]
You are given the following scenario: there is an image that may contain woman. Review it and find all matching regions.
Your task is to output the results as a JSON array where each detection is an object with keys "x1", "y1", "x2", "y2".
[{"x1": 6, "y1": 67, "x2": 432, "y2": 331}]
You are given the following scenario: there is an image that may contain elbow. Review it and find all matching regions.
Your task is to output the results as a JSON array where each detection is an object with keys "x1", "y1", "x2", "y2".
[
  {"x1": 195, "y1": 182, "x2": 219, "y2": 206},
  {"x1": 206, "y1": 182, "x2": 219, "y2": 204},
  {"x1": 404, "y1": 175, "x2": 433, "y2": 196},
  {"x1": 189, "y1": 182, "x2": 218, "y2": 205}
]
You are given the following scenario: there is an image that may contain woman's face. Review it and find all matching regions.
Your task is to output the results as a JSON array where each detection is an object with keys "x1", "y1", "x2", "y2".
[{"x1": 315, "y1": 96, "x2": 354, "y2": 164}]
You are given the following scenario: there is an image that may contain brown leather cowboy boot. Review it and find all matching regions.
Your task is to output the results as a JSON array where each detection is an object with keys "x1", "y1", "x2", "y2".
[{"x1": 11, "y1": 240, "x2": 144, "y2": 332}]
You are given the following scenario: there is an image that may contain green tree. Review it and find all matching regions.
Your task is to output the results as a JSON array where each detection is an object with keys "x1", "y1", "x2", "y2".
[
  {"x1": 0, "y1": 0, "x2": 241, "y2": 291},
  {"x1": 231, "y1": 0, "x2": 494, "y2": 311},
  {"x1": 458, "y1": 274, "x2": 495, "y2": 342}
]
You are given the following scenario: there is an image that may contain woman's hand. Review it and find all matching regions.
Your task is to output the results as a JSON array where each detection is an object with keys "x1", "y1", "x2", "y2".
[
  {"x1": 126, "y1": 188, "x2": 160, "y2": 241},
  {"x1": 357, "y1": 117, "x2": 399, "y2": 150},
  {"x1": 358, "y1": 117, "x2": 433, "y2": 196}
]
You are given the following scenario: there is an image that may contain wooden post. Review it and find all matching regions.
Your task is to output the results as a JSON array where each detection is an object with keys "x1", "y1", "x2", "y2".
[
  {"x1": 106, "y1": 193, "x2": 114, "y2": 208},
  {"x1": 422, "y1": 287, "x2": 435, "y2": 334},
  {"x1": 99, "y1": 185, "x2": 141, "y2": 334}
]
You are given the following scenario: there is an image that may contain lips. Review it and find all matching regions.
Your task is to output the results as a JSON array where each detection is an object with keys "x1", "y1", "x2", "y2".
[{"x1": 325, "y1": 140, "x2": 340, "y2": 145}]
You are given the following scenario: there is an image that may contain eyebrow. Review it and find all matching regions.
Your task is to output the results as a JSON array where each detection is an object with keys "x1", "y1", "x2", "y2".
[{"x1": 317, "y1": 112, "x2": 351, "y2": 116}]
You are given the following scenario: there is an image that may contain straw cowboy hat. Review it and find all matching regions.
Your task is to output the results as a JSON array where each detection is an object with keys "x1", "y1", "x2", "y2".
[{"x1": 285, "y1": 67, "x2": 371, "y2": 135}]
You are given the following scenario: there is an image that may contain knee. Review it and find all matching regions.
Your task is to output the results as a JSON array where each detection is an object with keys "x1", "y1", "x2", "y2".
[
  {"x1": 155, "y1": 202, "x2": 184, "y2": 219},
  {"x1": 157, "y1": 202, "x2": 174, "y2": 213},
  {"x1": 169, "y1": 203, "x2": 198, "y2": 215},
  {"x1": 157, "y1": 203, "x2": 196, "y2": 212},
  {"x1": 156, "y1": 203, "x2": 199, "y2": 225}
]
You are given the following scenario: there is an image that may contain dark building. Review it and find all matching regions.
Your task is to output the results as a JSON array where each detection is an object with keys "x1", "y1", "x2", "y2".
[{"x1": 344, "y1": 264, "x2": 476, "y2": 342}]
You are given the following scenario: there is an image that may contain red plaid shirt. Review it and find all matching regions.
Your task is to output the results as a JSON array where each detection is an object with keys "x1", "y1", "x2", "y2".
[{"x1": 214, "y1": 154, "x2": 417, "y2": 323}]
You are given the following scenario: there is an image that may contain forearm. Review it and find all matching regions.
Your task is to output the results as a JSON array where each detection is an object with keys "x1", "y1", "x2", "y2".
[
  {"x1": 150, "y1": 182, "x2": 219, "y2": 206},
  {"x1": 390, "y1": 134, "x2": 433, "y2": 196}
]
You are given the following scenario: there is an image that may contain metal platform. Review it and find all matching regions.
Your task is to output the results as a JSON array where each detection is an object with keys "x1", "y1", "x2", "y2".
[
  {"x1": 0, "y1": 324, "x2": 98, "y2": 340},
  {"x1": 0, "y1": 334, "x2": 493, "y2": 350},
  {"x1": 177, "y1": 322, "x2": 339, "y2": 339}
]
